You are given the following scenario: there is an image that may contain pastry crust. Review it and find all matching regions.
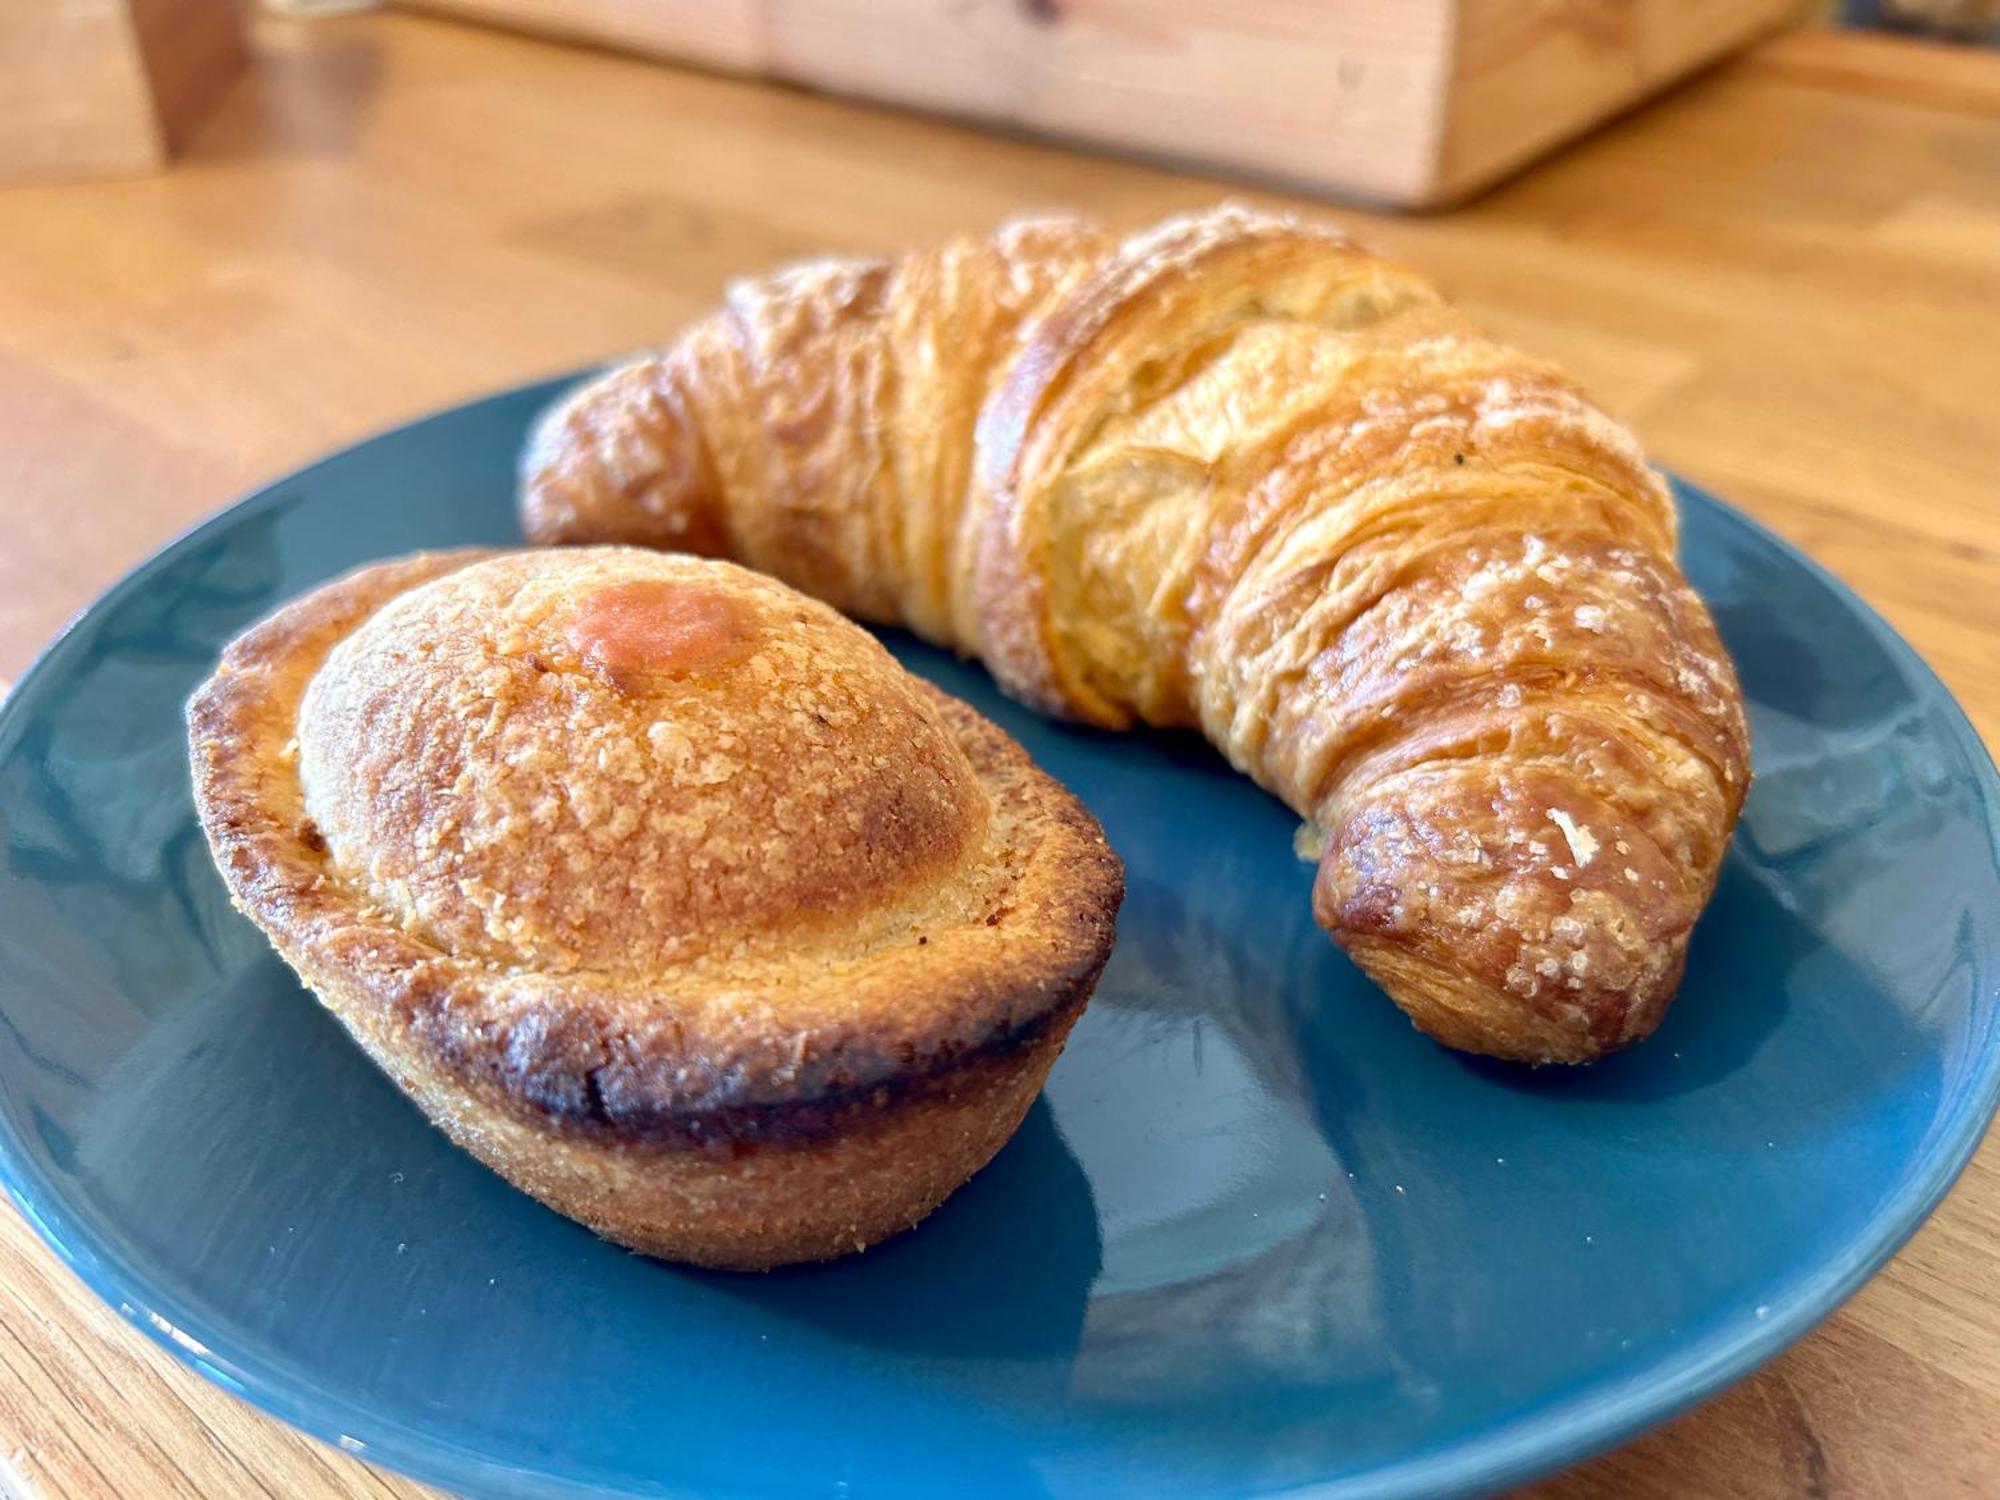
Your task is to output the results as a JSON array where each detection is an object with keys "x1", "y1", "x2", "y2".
[
  {"x1": 520, "y1": 203, "x2": 1750, "y2": 1065},
  {"x1": 188, "y1": 547, "x2": 1122, "y2": 1267}
]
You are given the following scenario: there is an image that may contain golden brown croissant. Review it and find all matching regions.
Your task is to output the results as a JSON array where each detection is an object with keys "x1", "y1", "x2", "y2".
[{"x1": 521, "y1": 204, "x2": 1750, "y2": 1065}]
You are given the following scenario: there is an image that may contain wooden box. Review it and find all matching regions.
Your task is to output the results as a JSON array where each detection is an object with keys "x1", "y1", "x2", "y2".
[
  {"x1": 394, "y1": 0, "x2": 1801, "y2": 207},
  {"x1": 0, "y1": 0, "x2": 245, "y2": 181}
]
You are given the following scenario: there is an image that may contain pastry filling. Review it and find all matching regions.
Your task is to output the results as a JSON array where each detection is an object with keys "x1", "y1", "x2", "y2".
[{"x1": 564, "y1": 579, "x2": 758, "y2": 692}]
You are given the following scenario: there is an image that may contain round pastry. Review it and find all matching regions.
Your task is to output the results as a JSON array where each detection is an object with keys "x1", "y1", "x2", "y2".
[{"x1": 187, "y1": 546, "x2": 1122, "y2": 1269}]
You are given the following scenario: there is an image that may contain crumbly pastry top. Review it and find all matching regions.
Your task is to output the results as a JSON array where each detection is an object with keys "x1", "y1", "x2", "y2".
[
  {"x1": 297, "y1": 549, "x2": 987, "y2": 976},
  {"x1": 189, "y1": 547, "x2": 1121, "y2": 1142}
]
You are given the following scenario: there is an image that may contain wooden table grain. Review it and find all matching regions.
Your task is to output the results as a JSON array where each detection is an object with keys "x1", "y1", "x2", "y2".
[{"x1": 0, "y1": 13, "x2": 1995, "y2": 1498}]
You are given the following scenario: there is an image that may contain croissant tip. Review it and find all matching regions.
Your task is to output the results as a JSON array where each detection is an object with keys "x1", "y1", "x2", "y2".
[{"x1": 1334, "y1": 932, "x2": 1677, "y2": 1066}]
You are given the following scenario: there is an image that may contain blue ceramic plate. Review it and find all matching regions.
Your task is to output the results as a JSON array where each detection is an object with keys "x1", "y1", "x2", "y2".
[{"x1": 1, "y1": 379, "x2": 1996, "y2": 1500}]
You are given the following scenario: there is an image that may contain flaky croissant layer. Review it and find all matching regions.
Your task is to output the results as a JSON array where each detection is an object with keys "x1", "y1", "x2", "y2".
[{"x1": 521, "y1": 204, "x2": 1750, "y2": 1064}]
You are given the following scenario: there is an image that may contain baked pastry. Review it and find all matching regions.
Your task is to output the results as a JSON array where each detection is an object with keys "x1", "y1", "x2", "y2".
[
  {"x1": 521, "y1": 203, "x2": 1750, "y2": 1064},
  {"x1": 187, "y1": 546, "x2": 1122, "y2": 1268}
]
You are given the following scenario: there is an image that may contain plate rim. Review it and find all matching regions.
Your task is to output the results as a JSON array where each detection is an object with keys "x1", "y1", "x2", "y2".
[{"x1": 1, "y1": 378, "x2": 1996, "y2": 1500}]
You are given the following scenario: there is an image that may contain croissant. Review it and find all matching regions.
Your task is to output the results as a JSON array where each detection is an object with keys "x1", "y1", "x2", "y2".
[{"x1": 521, "y1": 204, "x2": 1750, "y2": 1065}]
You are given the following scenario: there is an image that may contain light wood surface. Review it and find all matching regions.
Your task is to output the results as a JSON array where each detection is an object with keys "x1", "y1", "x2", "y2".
[
  {"x1": 1441, "y1": 0, "x2": 1800, "y2": 197},
  {"x1": 0, "y1": 0, "x2": 167, "y2": 180},
  {"x1": 0, "y1": 12, "x2": 1995, "y2": 1498},
  {"x1": 392, "y1": 0, "x2": 1797, "y2": 207},
  {"x1": 0, "y1": 0, "x2": 244, "y2": 182}
]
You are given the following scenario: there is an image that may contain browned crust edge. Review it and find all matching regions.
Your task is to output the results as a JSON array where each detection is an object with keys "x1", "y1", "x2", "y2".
[
  {"x1": 187, "y1": 550, "x2": 1124, "y2": 1153},
  {"x1": 370, "y1": 987, "x2": 1090, "y2": 1269}
]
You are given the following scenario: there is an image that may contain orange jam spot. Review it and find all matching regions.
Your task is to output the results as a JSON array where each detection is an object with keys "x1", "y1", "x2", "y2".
[{"x1": 563, "y1": 580, "x2": 757, "y2": 691}]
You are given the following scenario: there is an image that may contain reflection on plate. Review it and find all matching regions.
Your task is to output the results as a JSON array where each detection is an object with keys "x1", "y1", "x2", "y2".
[{"x1": 0, "y1": 379, "x2": 1995, "y2": 1499}]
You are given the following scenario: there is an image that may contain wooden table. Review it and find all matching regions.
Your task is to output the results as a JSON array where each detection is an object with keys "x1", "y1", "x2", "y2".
[{"x1": 0, "y1": 12, "x2": 1995, "y2": 1497}]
